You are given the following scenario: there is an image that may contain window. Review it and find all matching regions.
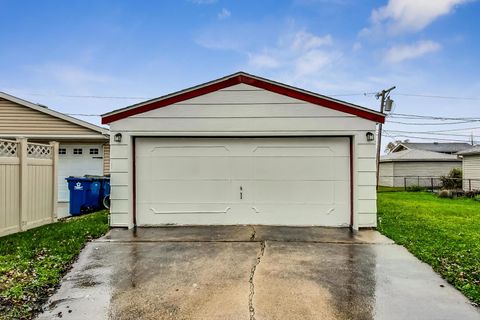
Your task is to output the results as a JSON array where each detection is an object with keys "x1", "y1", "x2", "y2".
[
  {"x1": 73, "y1": 148, "x2": 83, "y2": 155},
  {"x1": 59, "y1": 148, "x2": 66, "y2": 155},
  {"x1": 89, "y1": 148, "x2": 99, "y2": 155}
]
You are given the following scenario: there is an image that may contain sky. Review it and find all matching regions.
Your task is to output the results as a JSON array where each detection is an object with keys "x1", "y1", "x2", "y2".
[{"x1": 1, "y1": 0, "x2": 479, "y2": 152}]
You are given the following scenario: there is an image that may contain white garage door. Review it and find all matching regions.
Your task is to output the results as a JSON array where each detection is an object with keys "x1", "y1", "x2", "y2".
[
  {"x1": 136, "y1": 137, "x2": 350, "y2": 226},
  {"x1": 58, "y1": 144, "x2": 104, "y2": 202}
]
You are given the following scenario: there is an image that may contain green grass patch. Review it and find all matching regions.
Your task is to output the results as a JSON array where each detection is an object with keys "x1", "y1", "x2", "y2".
[
  {"x1": 378, "y1": 186, "x2": 406, "y2": 192},
  {"x1": 377, "y1": 192, "x2": 480, "y2": 305},
  {"x1": 0, "y1": 211, "x2": 109, "y2": 319}
]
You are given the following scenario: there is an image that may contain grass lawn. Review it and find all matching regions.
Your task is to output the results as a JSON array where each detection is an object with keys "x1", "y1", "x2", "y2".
[
  {"x1": 0, "y1": 211, "x2": 109, "y2": 319},
  {"x1": 377, "y1": 191, "x2": 480, "y2": 305}
]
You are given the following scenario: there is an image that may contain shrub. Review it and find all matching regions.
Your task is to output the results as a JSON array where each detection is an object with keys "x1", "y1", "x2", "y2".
[
  {"x1": 407, "y1": 185, "x2": 423, "y2": 192},
  {"x1": 440, "y1": 168, "x2": 462, "y2": 190},
  {"x1": 438, "y1": 189, "x2": 453, "y2": 198},
  {"x1": 464, "y1": 191, "x2": 479, "y2": 198}
]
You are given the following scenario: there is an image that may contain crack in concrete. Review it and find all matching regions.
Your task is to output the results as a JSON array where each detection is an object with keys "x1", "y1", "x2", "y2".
[
  {"x1": 250, "y1": 225, "x2": 256, "y2": 241},
  {"x1": 248, "y1": 240, "x2": 266, "y2": 320}
]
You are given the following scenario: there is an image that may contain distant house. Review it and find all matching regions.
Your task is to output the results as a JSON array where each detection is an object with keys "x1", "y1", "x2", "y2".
[
  {"x1": 379, "y1": 146, "x2": 463, "y2": 187},
  {"x1": 0, "y1": 92, "x2": 109, "y2": 217},
  {"x1": 390, "y1": 142, "x2": 473, "y2": 154},
  {"x1": 457, "y1": 146, "x2": 480, "y2": 191}
]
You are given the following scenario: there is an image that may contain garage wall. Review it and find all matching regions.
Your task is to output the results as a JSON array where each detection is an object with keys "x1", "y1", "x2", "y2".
[
  {"x1": 379, "y1": 162, "x2": 394, "y2": 187},
  {"x1": 108, "y1": 84, "x2": 378, "y2": 228},
  {"x1": 392, "y1": 161, "x2": 461, "y2": 187},
  {"x1": 463, "y1": 155, "x2": 480, "y2": 190}
]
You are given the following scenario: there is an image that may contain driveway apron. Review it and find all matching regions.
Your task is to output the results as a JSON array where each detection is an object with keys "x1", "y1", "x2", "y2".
[{"x1": 36, "y1": 226, "x2": 479, "y2": 320}]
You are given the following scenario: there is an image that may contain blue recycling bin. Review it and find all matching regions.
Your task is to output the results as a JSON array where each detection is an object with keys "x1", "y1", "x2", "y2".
[
  {"x1": 66, "y1": 177, "x2": 102, "y2": 215},
  {"x1": 100, "y1": 178, "x2": 110, "y2": 203}
]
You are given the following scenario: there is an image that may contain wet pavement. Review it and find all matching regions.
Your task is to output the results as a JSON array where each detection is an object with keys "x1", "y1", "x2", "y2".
[{"x1": 36, "y1": 226, "x2": 479, "y2": 320}]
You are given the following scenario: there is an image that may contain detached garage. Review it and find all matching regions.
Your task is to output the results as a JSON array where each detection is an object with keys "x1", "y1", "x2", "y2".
[{"x1": 102, "y1": 72, "x2": 384, "y2": 229}]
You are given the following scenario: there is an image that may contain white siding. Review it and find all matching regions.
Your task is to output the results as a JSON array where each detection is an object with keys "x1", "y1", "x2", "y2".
[
  {"x1": 392, "y1": 161, "x2": 461, "y2": 187},
  {"x1": 463, "y1": 155, "x2": 480, "y2": 190},
  {"x1": 108, "y1": 84, "x2": 378, "y2": 229},
  {"x1": 379, "y1": 162, "x2": 394, "y2": 187}
]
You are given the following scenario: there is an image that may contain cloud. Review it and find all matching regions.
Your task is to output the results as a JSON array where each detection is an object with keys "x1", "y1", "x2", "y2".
[
  {"x1": 363, "y1": 0, "x2": 471, "y2": 34},
  {"x1": 248, "y1": 52, "x2": 280, "y2": 68},
  {"x1": 294, "y1": 49, "x2": 335, "y2": 76},
  {"x1": 218, "y1": 8, "x2": 231, "y2": 20},
  {"x1": 291, "y1": 32, "x2": 332, "y2": 51},
  {"x1": 246, "y1": 30, "x2": 338, "y2": 77},
  {"x1": 384, "y1": 40, "x2": 441, "y2": 63}
]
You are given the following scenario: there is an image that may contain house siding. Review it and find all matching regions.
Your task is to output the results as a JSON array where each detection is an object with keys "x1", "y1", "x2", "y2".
[
  {"x1": 108, "y1": 84, "x2": 378, "y2": 229},
  {"x1": 463, "y1": 155, "x2": 480, "y2": 191},
  {"x1": 379, "y1": 162, "x2": 394, "y2": 187},
  {"x1": 381, "y1": 161, "x2": 462, "y2": 187},
  {"x1": 103, "y1": 143, "x2": 110, "y2": 175},
  {"x1": 0, "y1": 98, "x2": 100, "y2": 136}
]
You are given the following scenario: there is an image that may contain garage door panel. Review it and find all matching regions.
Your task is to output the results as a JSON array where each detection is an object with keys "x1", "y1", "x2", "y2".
[
  {"x1": 250, "y1": 181, "x2": 335, "y2": 204},
  {"x1": 140, "y1": 180, "x2": 232, "y2": 203},
  {"x1": 252, "y1": 204, "x2": 350, "y2": 226},
  {"x1": 140, "y1": 157, "x2": 231, "y2": 180},
  {"x1": 333, "y1": 181, "x2": 350, "y2": 204},
  {"x1": 253, "y1": 157, "x2": 337, "y2": 180},
  {"x1": 144, "y1": 145, "x2": 230, "y2": 157},
  {"x1": 252, "y1": 146, "x2": 334, "y2": 157}
]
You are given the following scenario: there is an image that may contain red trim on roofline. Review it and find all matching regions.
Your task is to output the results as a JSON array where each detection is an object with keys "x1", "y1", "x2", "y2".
[{"x1": 102, "y1": 74, "x2": 385, "y2": 124}]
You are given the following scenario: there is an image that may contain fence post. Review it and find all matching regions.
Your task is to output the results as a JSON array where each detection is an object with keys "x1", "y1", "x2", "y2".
[
  {"x1": 469, "y1": 179, "x2": 471, "y2": 192},
  {"x1": 431, "y1": 178, "x2": 434, "y2": 192},
  {"x1": 404, "y1": 177, "x2": 407, "y2": 191},
  {"x1": 50, "y1": 141, "x2": 59, "y2": 222},
  {"x1": 17, "y1": 138, "x2": 28, "y2": 231}
]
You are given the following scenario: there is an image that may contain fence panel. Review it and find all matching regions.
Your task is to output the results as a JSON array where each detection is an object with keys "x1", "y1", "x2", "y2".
[
  {"x1": 380, "y1": 175, "x2": 480, "y2": 192},
  {"x1": 0, "y1": 138, "x2": 58, "y2": 237}
]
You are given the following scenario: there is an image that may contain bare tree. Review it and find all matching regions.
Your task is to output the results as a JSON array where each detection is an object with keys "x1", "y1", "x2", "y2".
[{"x1": 384, "y1": 139, "x2": 409, "y2": 154}]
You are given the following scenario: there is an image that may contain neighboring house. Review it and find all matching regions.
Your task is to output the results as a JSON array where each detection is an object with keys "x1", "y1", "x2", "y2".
[
  {"x1": 390, "y1": 142, "x2": 472, "y2": 154},
  {"x1": 101, "y1": 72, "x2": 385, "y2": 229},
  {"x1": 0, "y1": 92, "x2": 110, "y2": 217},
  {"x1": 457, "y1": 146, "x2": 480, "y2": 191},
  {"x1": 379, "y1": 149, "x2": 462, "y2": 187}
]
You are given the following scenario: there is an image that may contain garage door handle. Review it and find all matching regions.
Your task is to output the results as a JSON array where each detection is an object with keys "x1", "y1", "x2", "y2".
[{"x1": 240, "y1": 186, "x2": 243, "y2": 200}]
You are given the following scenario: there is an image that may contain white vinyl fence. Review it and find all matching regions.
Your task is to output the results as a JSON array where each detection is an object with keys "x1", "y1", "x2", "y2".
[{"x1": 0, "y1": 138, "x2": 59, "y2": 237}]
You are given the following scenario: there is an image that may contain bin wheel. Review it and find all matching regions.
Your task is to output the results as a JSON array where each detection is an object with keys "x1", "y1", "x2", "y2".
[{"x1": 103, "y1": 195, "x2": 110, "y2": 209}]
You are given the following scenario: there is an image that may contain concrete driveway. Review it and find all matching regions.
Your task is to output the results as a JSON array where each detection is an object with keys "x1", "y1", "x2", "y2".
[{"x1": 37, "y1": 226, "x2": 479, "y2": 320}]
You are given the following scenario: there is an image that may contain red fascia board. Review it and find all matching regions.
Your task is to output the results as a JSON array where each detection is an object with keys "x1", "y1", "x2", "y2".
[{"x1": 102, "y1": 75, "x2": 385, "y2": 124}]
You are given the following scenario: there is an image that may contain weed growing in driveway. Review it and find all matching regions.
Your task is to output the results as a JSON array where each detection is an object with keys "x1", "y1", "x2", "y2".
[
  {"x1": 0, "y1": 211, "x2": 109, "y2": 319},
  {"x1": 377, "y1": 192, "x2": 480, "y2": 306}
]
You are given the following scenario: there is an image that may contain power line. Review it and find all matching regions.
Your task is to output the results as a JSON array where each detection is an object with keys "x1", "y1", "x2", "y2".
[
  {"x1": 3, "y1": 89, "x2": 480, "y2": 101},
  {"x1": 386, "y1": 130, "x2": 479, "y2": 138},
  {"x1": 382, "y1": 131, "x2": 472, "y2": 142},
  {"x1": 395, "y1": 93, "x2": 480, "y2": 100},
  {"x1": 389, "y1": 113, "x2": 480, "y2": 121},
  {"x1": 387, "y1": 120, "x2": 476, "y2": 125}
]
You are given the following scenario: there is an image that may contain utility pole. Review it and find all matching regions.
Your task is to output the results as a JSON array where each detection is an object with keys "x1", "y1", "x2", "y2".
[{"x1": 376, "y1": 86, "x2": 396, "y2": 190}]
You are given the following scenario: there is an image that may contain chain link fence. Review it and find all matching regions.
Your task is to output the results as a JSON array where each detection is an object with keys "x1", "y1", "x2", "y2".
[{"x1": 380, "y1": 176, "x2": 480, "y2": 193}]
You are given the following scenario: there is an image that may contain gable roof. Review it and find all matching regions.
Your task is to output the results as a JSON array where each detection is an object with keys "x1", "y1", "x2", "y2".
[
  {"x1": 381, "y1": 149, "x2": 461, "y2": 162},
  {"x1": 0, "y1": 91, "x2": 109, "y2": 136},
  {"x1": 391, "y1": 142, "x2": 472, "y2": 154},
  {"x1": 101, "y1": 72, "x2": 385, "y2": 124},
  {"x1": 457, "y1": 145, "x2": 480, "y2": 156}
]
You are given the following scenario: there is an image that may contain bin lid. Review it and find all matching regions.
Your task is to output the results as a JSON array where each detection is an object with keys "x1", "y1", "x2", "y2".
[
  {"x1": 65, "y1": 176, "x2": 93, "y2": 181},
  {"x1": 84, "y1": 175, "x2": 108, "y2": 180}
]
